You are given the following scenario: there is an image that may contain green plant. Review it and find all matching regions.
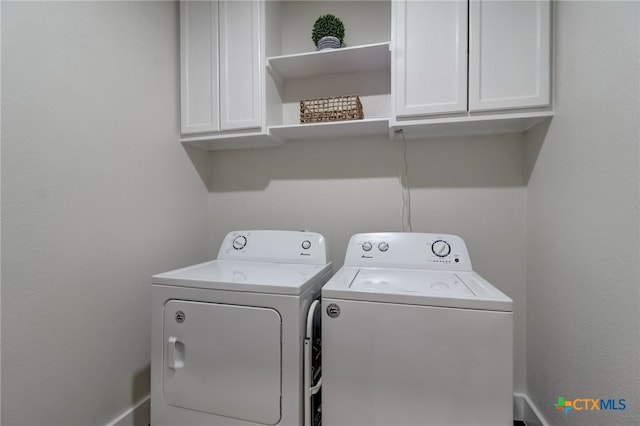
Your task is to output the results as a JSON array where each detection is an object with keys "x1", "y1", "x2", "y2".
[{"x1": 311, "y1": 14, "x2": 345, "y2": 47}]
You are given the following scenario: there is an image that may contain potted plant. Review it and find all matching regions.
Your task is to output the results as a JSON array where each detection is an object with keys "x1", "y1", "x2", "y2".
[{"x1": 312, "y1": 14, "x2": 345, "y2": 50}]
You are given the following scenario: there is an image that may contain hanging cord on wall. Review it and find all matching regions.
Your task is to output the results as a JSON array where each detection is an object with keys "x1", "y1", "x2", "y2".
[{"x1": 394, "y1": 129, "x2": 412, "y2": 232}]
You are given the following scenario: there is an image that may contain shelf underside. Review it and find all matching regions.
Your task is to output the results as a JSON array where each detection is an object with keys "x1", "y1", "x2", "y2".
[
  {"x1": 269, "y1": 118, "x2": 390, "y2": 141},
  {"x1": 180, "y1": 113, "x2": 553, "y2": 150},
  {"x1": 267, "y1": 42, "x2": 391, "y2": 81},
  {"x1": 181, "y1": 133, "x2": 283, "y2": 150},
  {"x1": 392, "y1": 112, "x2": 554, "y2": 139}
]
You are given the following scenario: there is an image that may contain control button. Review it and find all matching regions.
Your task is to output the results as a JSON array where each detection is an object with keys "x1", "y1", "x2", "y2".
[
  {"x1": 362, "y1": 242, "x2": 373, "y2": 252},
  {"x1": 232, "y1": 235, "x2": 247, "y2": 250},
  {"x1": 302, "y1": 240, "x2": 312, "y2": 250},
  {"x1": 378, "y1": 242, "x2": 389, "y2": 252},
  {"x1": 431, "y1": 240, "x2": 451, "y2": 258}
]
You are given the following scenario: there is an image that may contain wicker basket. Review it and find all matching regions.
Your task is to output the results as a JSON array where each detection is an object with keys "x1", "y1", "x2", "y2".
[{"x1": 300, "y1": 95, "x2": 364, "y2": 123}]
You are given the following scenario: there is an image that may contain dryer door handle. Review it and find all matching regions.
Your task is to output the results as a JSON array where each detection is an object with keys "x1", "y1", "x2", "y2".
[{"x1": 167, "y1": 337, "x2": 185, "y2": 370}]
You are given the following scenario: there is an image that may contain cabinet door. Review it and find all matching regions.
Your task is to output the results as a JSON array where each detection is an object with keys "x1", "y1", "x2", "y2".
[
  {"x1": 469, "y1": 0, "x2": 551, "y2": 111},
  {"x1": 394, "y1": 0, "x2": 468, "y2": 118},
  {"x1": 219, "y1": 1, "x2": 262, "y2": 131},
  {"x1": 180, "y1": 1, "x2": 220, "y2": 134}
]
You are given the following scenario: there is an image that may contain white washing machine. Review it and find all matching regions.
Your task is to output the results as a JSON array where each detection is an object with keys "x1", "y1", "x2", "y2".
[
  {"x1": 322, "y1": 232, "x2": 513, "y2": 426},
  {"x1": 151, "y1": 230, "x2": 332, "y2": 426}
]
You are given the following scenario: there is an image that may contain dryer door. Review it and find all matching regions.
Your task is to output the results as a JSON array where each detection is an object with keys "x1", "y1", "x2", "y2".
[{"x1": 163, "y1": 300, "x2": 282, "y2": 425}]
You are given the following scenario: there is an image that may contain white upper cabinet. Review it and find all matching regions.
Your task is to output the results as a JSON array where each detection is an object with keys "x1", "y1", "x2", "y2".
[
  {"x1": 180, "y1": 1, "x2": 220, "y2": 134},
  {"x1": 393, "y1": 0, "x2": 467, "y2": 118},
  {"x1": 218, "y1": 1, "x2": 261, "y2": 130},
  {"x1": 180, "y1": 1, "x2": 270, "y2": 148},
  {"x1": 392, "y1": 0, "x2": 552, "y2": 132},
  {"x1": 178, "y1": 0, "x2": 553, "y2": 148},
  {"x1": 469, "y1": 0, "x2": 551, "y2": 111}
]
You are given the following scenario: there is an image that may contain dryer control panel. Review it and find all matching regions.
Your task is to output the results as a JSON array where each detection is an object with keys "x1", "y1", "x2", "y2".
[
  {"x1": 218, "y1": 230, "x2": 330, "y2": 266},
  {"x1": 344, "y1": 232, "x2": 472, "y2": 271}
]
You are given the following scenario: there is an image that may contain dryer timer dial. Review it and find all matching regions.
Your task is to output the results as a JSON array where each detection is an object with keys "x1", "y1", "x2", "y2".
[{"x1": 232, "y1": 235, "x2": 247, "y2": 250}]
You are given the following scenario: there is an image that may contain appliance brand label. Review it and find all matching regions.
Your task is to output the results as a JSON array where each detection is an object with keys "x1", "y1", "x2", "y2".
[{"x1": 326, "y1": 303, "x2": 341, "y2": 318}]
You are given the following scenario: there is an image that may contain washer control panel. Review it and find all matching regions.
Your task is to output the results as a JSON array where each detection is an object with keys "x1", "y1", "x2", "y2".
[
  {"x1": 346, "y1": 232, "x2": 472, "y2": 271},
  {"x1": 218, "y1": 230, "x2": 329, "y2": 265}
]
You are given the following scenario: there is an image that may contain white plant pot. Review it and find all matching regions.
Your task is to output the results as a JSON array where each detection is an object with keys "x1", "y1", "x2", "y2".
[{"x1": 317, "y1": 36, "x2": 341, "y2": 51}]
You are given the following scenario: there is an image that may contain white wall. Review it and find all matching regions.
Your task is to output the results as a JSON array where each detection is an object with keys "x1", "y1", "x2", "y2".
[
  {"x1": 526, "y1": 1, "x2": 640, "y2": 425},
  {"x1": 209, "y1": 133, "x2": 528, "y2": 391},
  {"x1": 279, "y1": 1, "x2": 391, "y2": 55},
  {"x1": 1, "y1": 2, "x2": 210, "y2": 425}
]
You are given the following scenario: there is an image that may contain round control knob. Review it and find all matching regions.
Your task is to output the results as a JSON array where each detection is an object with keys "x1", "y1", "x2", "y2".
[
  {"x1": 431, "y1": 240, "x2": 451, "y2": 257},
  {"x1": 378, "y1": 242, "x2": 389, "y2": 252},
  {"x1": 232, "y1": 235, "x2": 247, "y2": 250},
  {"x1": 362, "y1": 242, "x2": 373, "y2": 252},
  {"x1": 302, "y1": 240, "x2": 311, "y2": 250}
]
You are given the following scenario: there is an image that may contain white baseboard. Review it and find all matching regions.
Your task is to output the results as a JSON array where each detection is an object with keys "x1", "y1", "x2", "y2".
[
  {"x1": 106, "y1": 396, "x2": 150, "y2": 426},
  {"x1": 514, "y1": 393, "x2": 549, "y2": 426},
  {"x1": 108, "y1": 393, "x2": 544, "y2": 426}
]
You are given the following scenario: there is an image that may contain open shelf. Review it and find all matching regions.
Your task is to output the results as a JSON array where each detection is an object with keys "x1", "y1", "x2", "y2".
[
  {"x1": 267, "y1": 42, "x2": 391, "y2": 82},
  {"x1": 266, "y1": 43, "x2": 392, "y2": 142}
]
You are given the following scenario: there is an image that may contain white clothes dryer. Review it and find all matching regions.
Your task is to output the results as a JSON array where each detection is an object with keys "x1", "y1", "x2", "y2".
[
  {"x1": 151, "y1": 230, "x2": 332, "y2": 426},
  {"x1": 322, "y1": 232, "x2": 513, "y2": 426}
]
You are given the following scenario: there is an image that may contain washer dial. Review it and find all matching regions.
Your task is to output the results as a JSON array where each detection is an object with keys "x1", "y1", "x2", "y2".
[
  {"x1": 232, "y1": 235, "x2": 247, "y2": 250},
  {"x1": 362, "y1": 242, "x2": 373, "y2": 252},
  {"x1": 378, "y1": 242, "x2": 389, "y2": 252},
  {"x1": 431, "y1": 240, "x2": 451, "y2": 257}
]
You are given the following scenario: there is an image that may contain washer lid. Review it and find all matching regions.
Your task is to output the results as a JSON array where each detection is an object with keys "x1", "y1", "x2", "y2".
[
  {"x1": 152, "y1": 259, "x2": 332, "y2": 295},
  {"x1": 322, "y1": 267, "x2": 512, "y2": 312},
  {"x1": 351, "y1": 269, "x2": 476, "y2": 297}
]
